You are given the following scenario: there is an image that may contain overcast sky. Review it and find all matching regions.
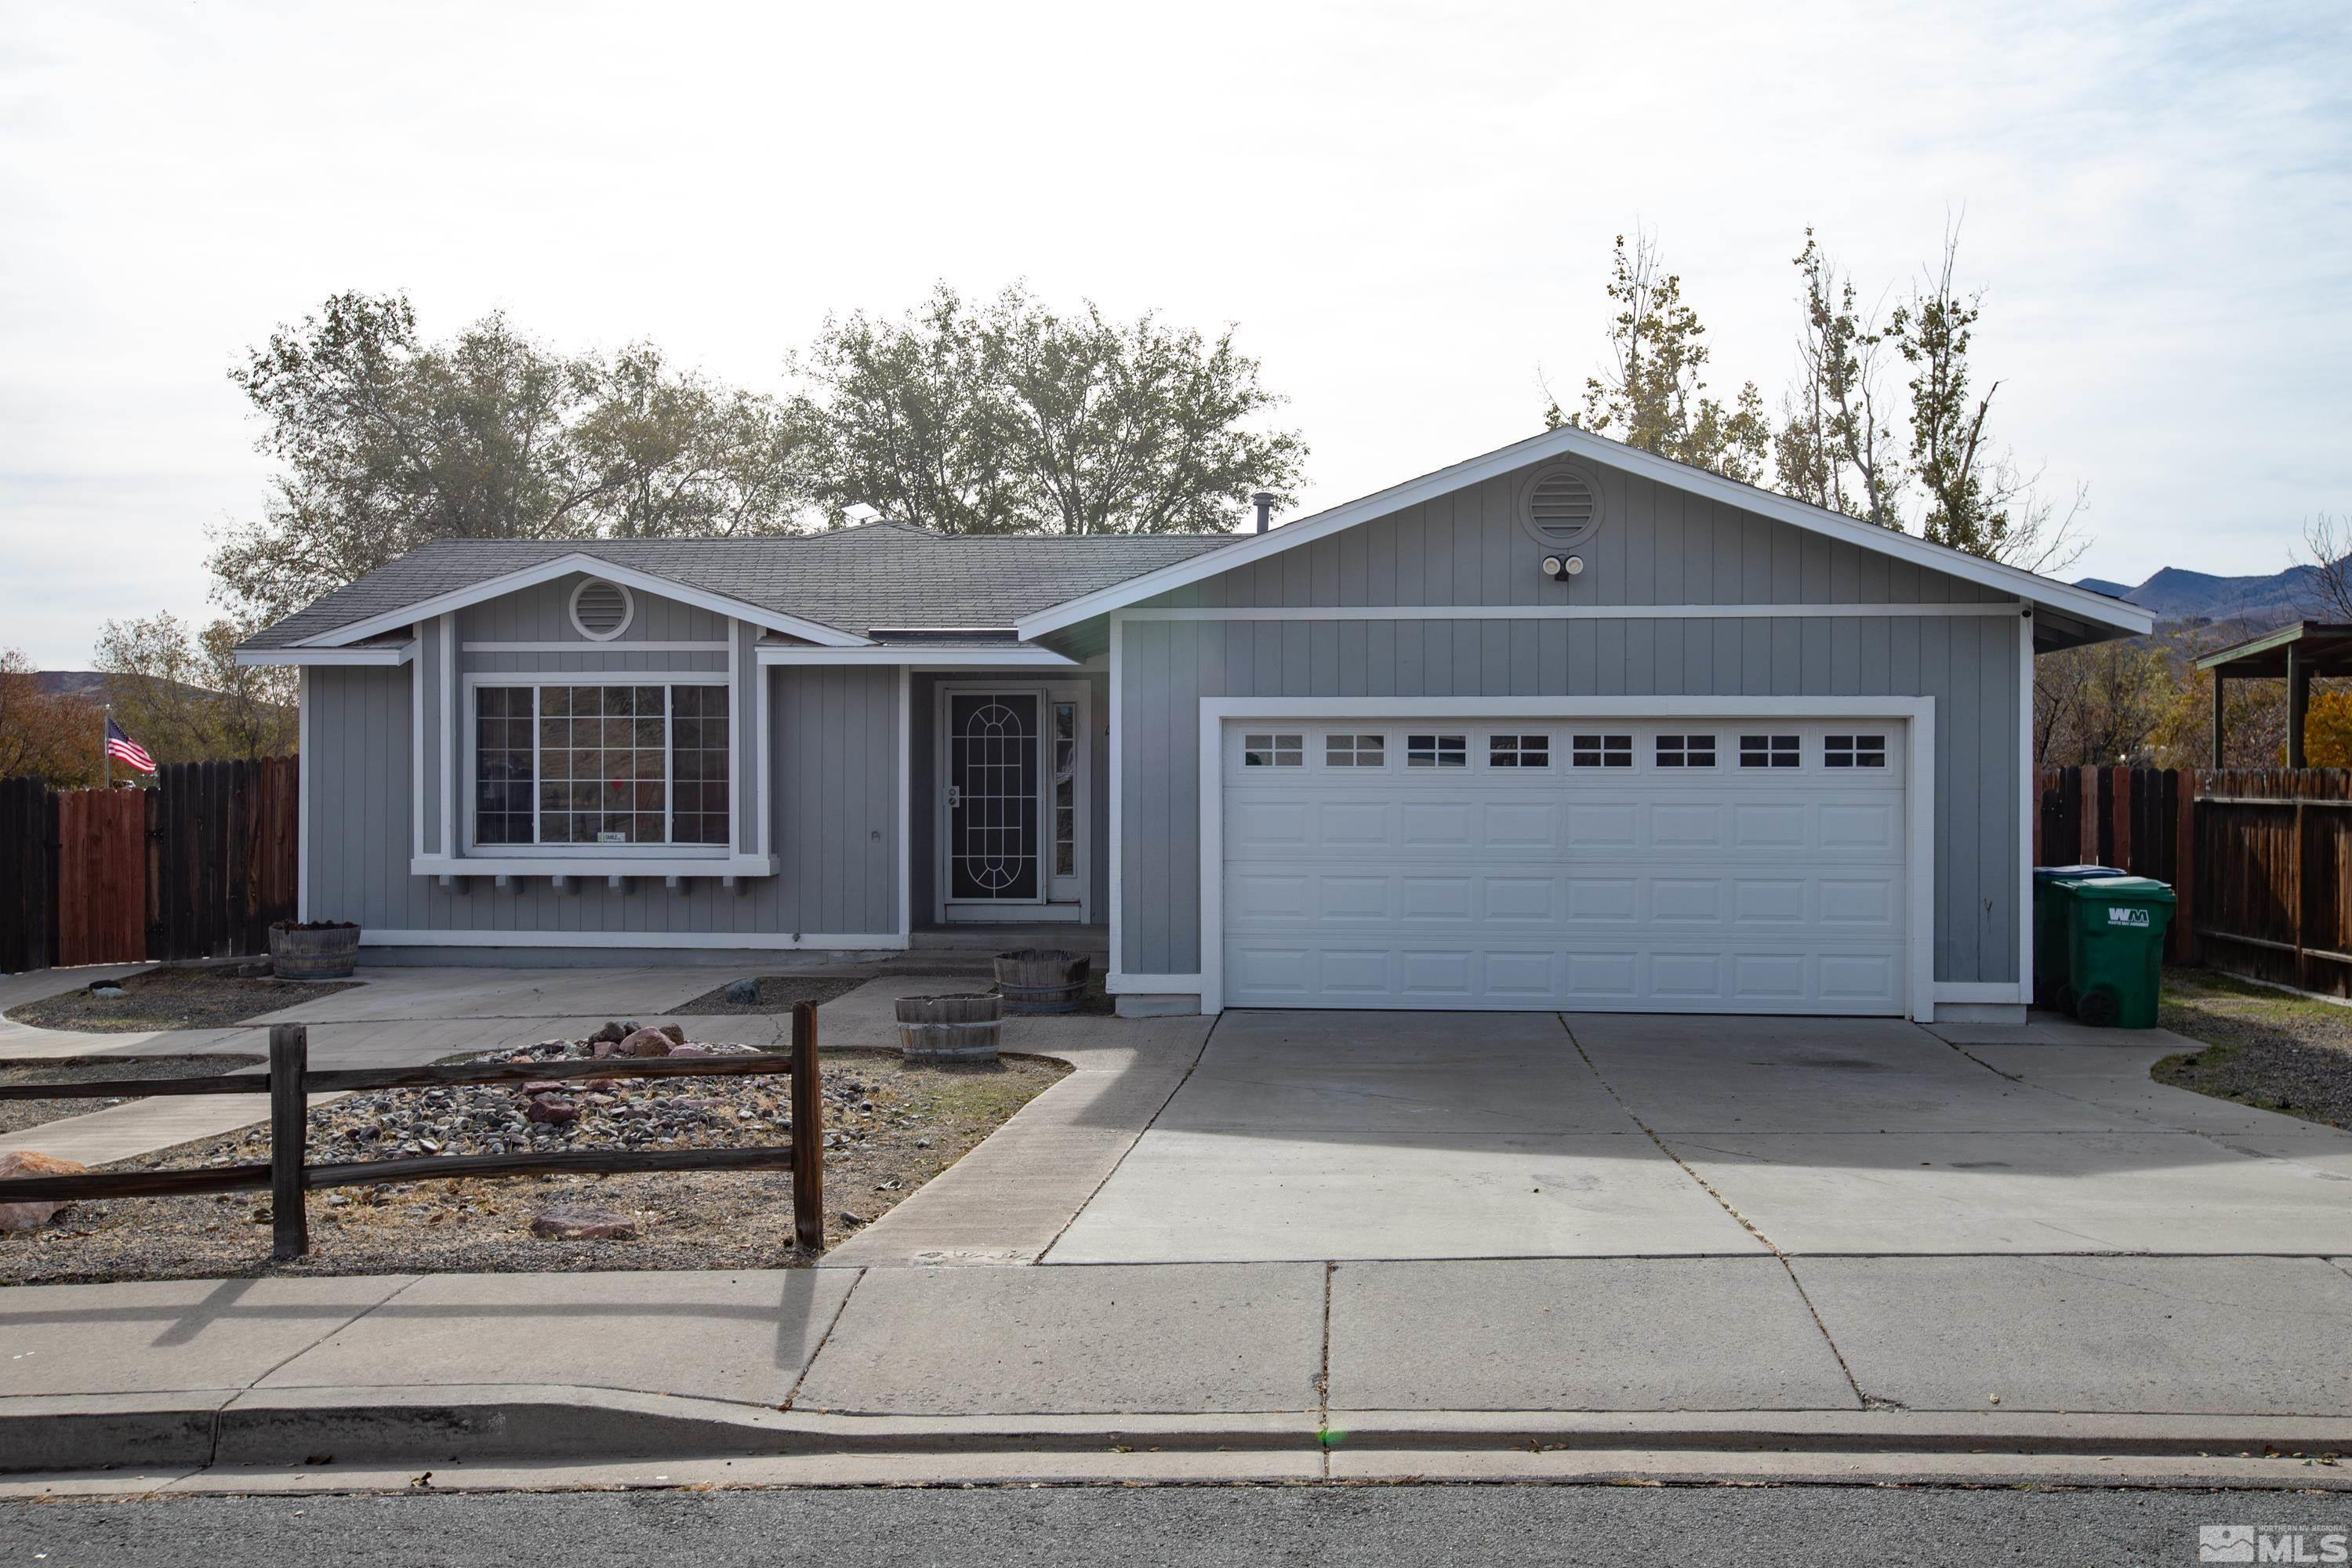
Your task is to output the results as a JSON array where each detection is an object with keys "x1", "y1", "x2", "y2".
[{"x1": 2, "y1": 0, "x2": 2346, "y2": 666}]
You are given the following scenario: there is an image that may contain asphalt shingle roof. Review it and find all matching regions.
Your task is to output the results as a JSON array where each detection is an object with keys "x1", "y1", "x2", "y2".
[{"x1": 241, "y1": 523, "x2": 1245, "y2": 648}]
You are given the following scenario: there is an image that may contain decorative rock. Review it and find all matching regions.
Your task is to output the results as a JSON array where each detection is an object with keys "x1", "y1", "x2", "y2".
[
  {"x1": 89, "y1": 985, "x2": 126, "y2": 999},
  {"x1": 616, "y1": 1028, "x2": 674, "y2": 1058},
  {"x1": 669, "y1": 1044, "x2": 713, "y2": 1057},
  {"x1": 589, "y1": 1022, "x2": 628, "y2": 1044},
  {"x1": 0, "y1": 1152, "x2": 88, "y2": 1230},
  {"x1": 517, "y1": 1081, "x2": 568, "y2": 1097},
  {"x1": 590, "y1": 1040, "x2": 619, "y2": 1059},
  {"x1": 655, "y1": 1024, "x2": 686, "y2": 1046},
  {"x1": 524, "y1": 1097, "x2": 576, "y2": 1125},
  {"x1": 722, "y1": 978, "x2": 760, "y2": 1005},
  {"x1": 530, "y1": 1206, "x2": 636, "y2": 1240}
]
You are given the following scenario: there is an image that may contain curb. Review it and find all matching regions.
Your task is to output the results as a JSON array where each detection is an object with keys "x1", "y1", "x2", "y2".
[{"x1": 7, "y1": 1388, "x2": 2351, "y2": 1476}]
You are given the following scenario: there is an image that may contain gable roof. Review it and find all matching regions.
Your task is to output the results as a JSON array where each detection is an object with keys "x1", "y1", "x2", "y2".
[
  {"x1": 241, "y1": 526, "x2": 1247, "y2": 650},
  {"x1": 1011, "y1": 425, "x2": 2156, "y2": 642}
]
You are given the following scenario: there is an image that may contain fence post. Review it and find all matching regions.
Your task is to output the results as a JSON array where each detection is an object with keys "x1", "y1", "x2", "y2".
[
  {"x1": 268, "y1": 1024, "x2": 310, "y2": 1261},
  {"x1": 789, "y1": 1001, "x2": 824, "y2": 1251}
]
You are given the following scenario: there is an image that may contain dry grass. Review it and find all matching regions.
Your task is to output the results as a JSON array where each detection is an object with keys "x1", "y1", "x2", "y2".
[
  {"x1": 2154, "y1": 970, "x2": 2352, "y2": 1130},
  {"x1": 5, "y1": 969, "x2": 360, "y2": 1034}
]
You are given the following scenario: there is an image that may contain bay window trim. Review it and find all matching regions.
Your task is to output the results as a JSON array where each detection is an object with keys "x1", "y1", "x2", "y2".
[{"x1": 457, "y1": 671, "x2": 735, "y2": 858}]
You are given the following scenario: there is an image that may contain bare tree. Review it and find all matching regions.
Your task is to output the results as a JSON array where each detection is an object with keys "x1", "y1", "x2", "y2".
[{"x1": 2295, "y1": 513, "x2": 2352, "y2": 620}]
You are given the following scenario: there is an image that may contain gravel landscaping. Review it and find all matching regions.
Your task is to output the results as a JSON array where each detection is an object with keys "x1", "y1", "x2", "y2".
[
  {"x1": 5, "y1": 968, "x2": 361, "y2": 1034},
  {"x1": 2155, "y1": 970, "x2": 2352, "y2": 1130},
  {"x1": 0, "y1": 1022, "x2": 1066, "y2": 1283},
  {"x1": 0, "y1": 1054, "x2": 263, "y2": 1136}
]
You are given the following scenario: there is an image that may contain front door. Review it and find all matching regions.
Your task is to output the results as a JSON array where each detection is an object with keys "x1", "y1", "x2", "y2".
[{"x1": 946, "y1": 691, "x2": 1041, "y2": 903}]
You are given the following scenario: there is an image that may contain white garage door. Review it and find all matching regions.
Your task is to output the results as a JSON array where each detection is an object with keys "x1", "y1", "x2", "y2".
[{"x1": 1219, "y1": 718, "x2": 1909, "y2": 1014}]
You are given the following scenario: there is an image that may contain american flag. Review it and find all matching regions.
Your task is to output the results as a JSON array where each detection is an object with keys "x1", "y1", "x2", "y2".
[{"x1": 104, "y1": 717, "x2": 155, "y2": 774}]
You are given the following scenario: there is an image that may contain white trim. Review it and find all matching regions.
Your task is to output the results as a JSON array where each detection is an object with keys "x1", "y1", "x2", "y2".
[
  {"x1": 1192, "y1": 696, "x2": 1939, "y2": 1022},
  {"x1": 568, "y1": 576, "x2": 636, "y2": 642},
  {"x1": 2017, "y1": 609, "x2": 2036, "y2": 1008},
  {"x1": 456, "y1": 670, "x2": 735, "y2": 859},
  {"x1": 758, "y1": 644, "x2": 775, "y2": 863},
  {"x1": 236, "y1": 644, "x2": 413, "y2": 666},
  {"x1": 1108, "y1": 971, "x2": 1203, "y2": 994},
  {"x1": 1933, "y1": 982, "x2": 2025, "y2": 1004},
  {"x1": 896, "y1": 666, "x2": 912, "y2": 941},
  {"x1": 296, "y1": 669, "x2": 311, "y2": 921},
  {"x1": 726, "y1": 621, "x2": 742, "y2": 865},
  {"x1": 437, "y1": 615, "x2": 456, "y2": 867},
  {"x1": 462, "y1": 641, "x2": 729, "y2": 654},
  {"x1": 361, "y1": 928, "x2": 906, "y2": 951},
  {"x1": 409, "y1": 855, "x2": 773, "y2": 877},
  {"x1": 296, "y1": 553, "x2": 873, "y2": 648},
  {"x1": 756, "y1": 644, "x2": 1087, "y2": 667},
  {"x1": 1014, "y1": 425, "x2": 2154, "y2": 641},
  {"x1": 1045, "y1": 681, "x2": 1093, "y2": 917},
  {"x1": 1116, "y1": 603, "x2": 2025, "y2": 622},
  {"x1": 942, "y1": 903, "x2": 1091, "y2": 924},
  {"x1": 410, "y1": 643, "x2": 426, "y2": 857},
  {"x1": 1108, "y1": 615, "x2": 1123, "y2": 973}
]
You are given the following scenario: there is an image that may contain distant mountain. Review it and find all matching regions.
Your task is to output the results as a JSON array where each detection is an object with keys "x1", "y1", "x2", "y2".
[
  {"x1": 2072, "y1": 564, "x2": 2332, "y2": 627},
  {"x1": 34, "y1": 670, "x2": 230, "y2": 706}
]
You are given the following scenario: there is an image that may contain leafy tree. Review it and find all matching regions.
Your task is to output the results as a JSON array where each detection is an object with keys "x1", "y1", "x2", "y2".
[
  {"x1": 93, "y1": 612, "x2": 297, "y2": 765},
  {"x1": 1889, "y1": 226, "x2": 2085, "y2": 572},
  {"x1": 1774, "y1": 233, "x2": 1903, "y2": 528},
  {"x1": 2031, "y1": 637, "x2": 2175, "y2": 765},
  {"x1": 210, "y1": 294, "x2": 810, "y2": 621},
  {"x1": 1547, "y1": 232, "x2": 1770, "y2": 485},
  {"x1": 0, "y1": 652, "x2": 100, "y2": 787},
  {"x1": 794, "y1": 283, "x2": 1307, "y2": 535}
]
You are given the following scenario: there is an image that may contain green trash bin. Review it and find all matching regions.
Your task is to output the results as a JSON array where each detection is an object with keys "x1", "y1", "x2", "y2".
[
  {"x1": 2051, "y1": 876, "x2": 2176, "y2": 1029},
  {"x1": 2031, "y1": 866, "x2": 2128, "y2": 1009}
]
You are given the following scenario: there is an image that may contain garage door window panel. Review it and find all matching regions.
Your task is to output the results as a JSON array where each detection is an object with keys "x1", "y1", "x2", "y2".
[
  {"x1": 1325, "y1": 733, "x2": 1386, "y2": 768},
  {"x1": 1740, "y1": 734, "x2": 1801, "y2": 768},
  {"x1": 1570, "y1": 734, "x2": 1632, "y2": 768},
  {"x1": 1657, "y1": 734, "x2": 1717, "y2": 768},
  {"x1": 1406, "y1": 734, "x2": 1467, "y2": 768},
  {"x1": 1488, "y1": 734, "x2": 1550, "y2": 768},
  {"x1": 1243, "y1": 733, "x2": 1303, "y2": 767},
  {"x1": 1824, "y1": 734, "x2": 1888, "y2": 768}
]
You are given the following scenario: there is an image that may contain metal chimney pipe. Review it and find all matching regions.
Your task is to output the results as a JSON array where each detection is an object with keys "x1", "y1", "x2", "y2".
[{"x1": 1250, "y1": 490, "x2": 1276, "y2": 534}]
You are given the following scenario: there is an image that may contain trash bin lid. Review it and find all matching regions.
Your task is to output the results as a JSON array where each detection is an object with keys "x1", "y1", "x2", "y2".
[
  {"x1": 2053, "y1": 875, "x2": 2176, "y2": 903},
  {"x1": 2034, "y1": 864, "x2": 2128, "y2": 880}
]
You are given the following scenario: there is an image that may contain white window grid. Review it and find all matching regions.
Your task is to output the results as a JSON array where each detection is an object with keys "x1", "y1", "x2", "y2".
[
  {"x1": 1406, "y1": 733, "x2": 1468, "y2": 768},
  {"x1": 1570, "y1": 734, "x2": 1633, "y2": 768},
  {"x1": 1243, "y1": 732, "x2": 1304, "y2": 767},
  {"x1": 1656, "y1": 733, "x2": 1717, "y2": 768},
  {"x1": 1325, "y1": 733, "x2": 1386, "y2": 768},
  {"x1": 1824, "y1": 733, "x2": 1889, "y2": 768},
  {"x1": 1488, "y1": 733, "x2": 1551, "y2": 768},
  {"x1": 1740, "y1": 734, "x2": 1802, "y2": 768}
]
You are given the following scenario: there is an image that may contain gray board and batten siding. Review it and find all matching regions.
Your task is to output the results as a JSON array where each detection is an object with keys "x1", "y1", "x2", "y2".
[
  {"x1": 304, "y1": 572, "x2": 901, "y2": 945},
  {"x1": 1108, "y1": 455, "x2": 2024, "y2": 988}
]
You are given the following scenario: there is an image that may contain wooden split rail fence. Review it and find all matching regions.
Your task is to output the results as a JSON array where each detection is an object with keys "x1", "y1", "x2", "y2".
[{"x1": 0, "y1": 1002, "x2": 827, "y2": 1259}]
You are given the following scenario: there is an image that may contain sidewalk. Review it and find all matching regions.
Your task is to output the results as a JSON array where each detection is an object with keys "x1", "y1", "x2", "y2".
[{"x1": 2, "y1": 1254, "x2": 2349, "y2": 1493}]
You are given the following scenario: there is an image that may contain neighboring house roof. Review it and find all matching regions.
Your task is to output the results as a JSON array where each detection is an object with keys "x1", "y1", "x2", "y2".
[
  {"x1": 1011, "y1": 425, "x2": 2157, "y2": 644},
  {"x1": 238, "y1": 524, "x2": 1247, "y2": 650}
]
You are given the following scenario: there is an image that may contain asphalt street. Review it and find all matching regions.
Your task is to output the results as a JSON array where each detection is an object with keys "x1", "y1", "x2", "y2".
[{"x1": 0, "y1": 1484, "x2": 2340, "y2": 1566}]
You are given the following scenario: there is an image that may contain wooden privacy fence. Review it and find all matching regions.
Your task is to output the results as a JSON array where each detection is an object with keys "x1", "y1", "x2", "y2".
[
  {"x1": 0, "y1": 757, "x2": 299, "y2": 972},
  {"x1": 2034, "y1": 767, "x2": 2196, "y2": 964},
  {"x1": 2192, "y1": 770, "x2": 2352, "y2": 998},
  {"x1": 0, "y1": 1003, "x2": 827, "y2": 1259}
]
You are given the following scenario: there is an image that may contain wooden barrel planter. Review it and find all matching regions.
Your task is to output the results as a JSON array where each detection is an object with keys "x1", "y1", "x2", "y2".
[
  {"x1": 270, "y1": 920, "x2": 360, "y2": 980},
  {"x1": 993, "y1": 949, "x2": 1091, "y2": 1014},
  {"x1": 895, "y1": 994, "x2": 1002, "y2": 1062}
]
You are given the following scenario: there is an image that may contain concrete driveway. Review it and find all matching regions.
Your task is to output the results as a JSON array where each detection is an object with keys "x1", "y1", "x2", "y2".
[{"x1": 1045, "y1": 1009, "x2": 2352, "y2": 1263}]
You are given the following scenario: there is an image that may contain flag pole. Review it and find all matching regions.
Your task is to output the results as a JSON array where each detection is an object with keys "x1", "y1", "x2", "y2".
[{"x1": 103, "y1": 702, "x2": 111, "y2": 790}]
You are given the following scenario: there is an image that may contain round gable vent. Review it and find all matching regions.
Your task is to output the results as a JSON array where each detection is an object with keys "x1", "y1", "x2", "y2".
[
  {"x1": 569, "y1": 577, "x2": 633, "y2": 641},
  {"x1": 1519, "y1": 464, "x2": 1603, "y2": 549}
]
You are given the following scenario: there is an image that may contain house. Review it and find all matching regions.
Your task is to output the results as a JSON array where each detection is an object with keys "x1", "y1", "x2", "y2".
[{"x1": 236, "y1": 424, "x2": 2152, "y2": 1023}]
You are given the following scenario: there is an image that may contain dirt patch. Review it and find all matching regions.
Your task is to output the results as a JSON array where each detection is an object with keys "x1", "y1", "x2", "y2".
[
  {"x1": 2154, "y1": 970, "x2": 2352, "y2": 1130},
  {"x1": 0, "y1": 1055, "x2": 264, "y2": 1136},
  {"x1": 6, "y1": 969, "x2": 361, "y2": 1034},
  {"x1": 670, "y1": 975, "x2": 874, "y2": 1014},
  {"x1": 0, "y1": 1032, "x2": 1067, "y2": 1283}
]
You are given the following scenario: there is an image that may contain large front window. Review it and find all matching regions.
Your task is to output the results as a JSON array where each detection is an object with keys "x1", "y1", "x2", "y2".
[{"x1": 474, "y1": 683, "x2": 729, "y2": 848}]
